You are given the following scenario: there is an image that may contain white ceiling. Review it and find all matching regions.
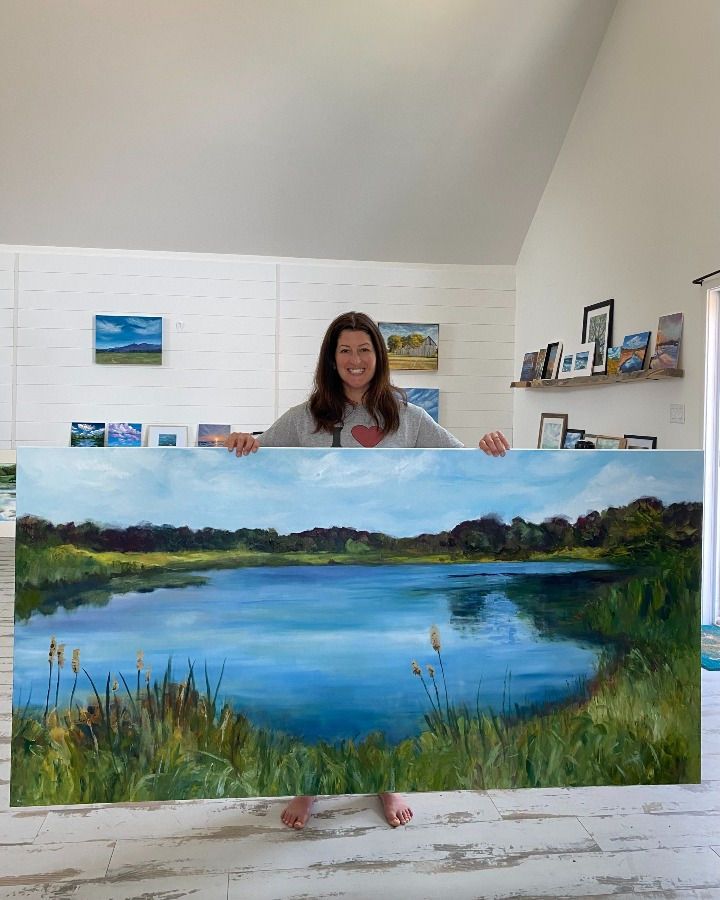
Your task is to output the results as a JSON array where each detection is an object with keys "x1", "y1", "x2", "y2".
[{"x1": 0, "y1": 0, "x2": 617, "y2": 264}]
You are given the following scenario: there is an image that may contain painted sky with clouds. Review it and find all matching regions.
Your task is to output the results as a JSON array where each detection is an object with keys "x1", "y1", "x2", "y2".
[{"x1": 17, "y1": 448, "x2": 703, "y2": 537}]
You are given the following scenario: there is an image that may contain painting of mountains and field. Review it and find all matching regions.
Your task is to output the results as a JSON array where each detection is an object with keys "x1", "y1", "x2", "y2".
[
  {"x1": 12, "y1": 448, "x2": 702, "y2": 807},
  {"x1": 94, "y1": 315, "x2": 162, "y2": 365}
]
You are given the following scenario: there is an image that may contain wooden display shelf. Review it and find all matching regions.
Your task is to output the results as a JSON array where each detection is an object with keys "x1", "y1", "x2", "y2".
[{"x1": 510, "y1": 367, "x2": 683, "y2": 389}]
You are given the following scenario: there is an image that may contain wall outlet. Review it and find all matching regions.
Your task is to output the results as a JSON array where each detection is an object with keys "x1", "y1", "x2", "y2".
[
  {"x1": 669, "y1": 403, "x2": 685, "y2": 424},
  {"x1": 175, "y1": 320, "x2": 185, "y2": 332}
]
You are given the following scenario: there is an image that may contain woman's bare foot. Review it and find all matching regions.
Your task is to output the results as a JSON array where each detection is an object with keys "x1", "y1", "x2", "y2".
[
  {"x1": 379, "y1": 792, "x2": 413, "y2": 827},
  {"x1": 281, "y1": 795, "x2": 316, "y2": 830}
]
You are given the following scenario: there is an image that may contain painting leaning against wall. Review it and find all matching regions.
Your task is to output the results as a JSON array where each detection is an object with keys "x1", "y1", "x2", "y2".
[{"x1": 11, "y1": 447, "x2": 703, "y2": 806}]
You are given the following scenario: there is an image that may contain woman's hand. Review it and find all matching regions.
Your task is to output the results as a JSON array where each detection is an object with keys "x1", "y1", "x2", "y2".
[
  {"x1": 226, "y1": 432, "x2": 260, "y2": 456},
  {"x1": 478, "y1": 431, "x2": 510, "y2": 457}
]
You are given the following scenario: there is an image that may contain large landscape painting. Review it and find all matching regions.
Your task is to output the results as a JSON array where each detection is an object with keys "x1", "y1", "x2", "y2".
[{"x1": 12, "y1": 448, "x2": 702, "y2": 806}]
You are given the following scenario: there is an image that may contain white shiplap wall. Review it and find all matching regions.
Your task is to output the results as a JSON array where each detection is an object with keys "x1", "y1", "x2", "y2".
[
  {"x1": 14, "y1": 251, "x2": 277, "y2": 446},
  {"x1": 277, "y1": 262, "x2": 515, "y2": 447},
  {"x1": 1, "y1": 247, "x2": 515, "y2": 448}
]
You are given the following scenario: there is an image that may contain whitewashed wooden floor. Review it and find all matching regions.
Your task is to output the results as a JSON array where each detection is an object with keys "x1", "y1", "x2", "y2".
[{"x1": 1, "y1": 537, "x2": 718, "y2": 899}]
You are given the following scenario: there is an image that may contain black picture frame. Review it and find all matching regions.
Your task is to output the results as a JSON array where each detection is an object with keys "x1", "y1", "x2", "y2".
[
  {"x1": 624, "y1": 433, "x2": 658, "y2": 449},
  {"x1": 582, "y1": 298, "x2": 614, "y2": 374},
  {"x1": 563, "y1": 428, "x2": 586, "y2": 449},
  {"x1": 542, "y1": 341, "x2": 562, "y2": 379}
]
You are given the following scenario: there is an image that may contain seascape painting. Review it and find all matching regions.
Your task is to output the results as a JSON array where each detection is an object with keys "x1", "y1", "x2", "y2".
[
  {"x1": 12, "y1": 448, "x2": 702, "y2": 806},
  {"x1": 197, "y1": 424, "x2": 232, "y2": 447},
  {"x1": 379, "y1": 322, "x2": 439, "y2": 370},
  {"x1": 650, "y1": 313, "x2": 683, "y2": 370},
  {"x1": 404, "y1": 388, "x2": 440, "y2": 422},
  {"x1": 619, "y1": 332, "x2": 651, "y2": 374},
  {"x1": 95, "y1": 315, "x2": 162, "y2": 365}
]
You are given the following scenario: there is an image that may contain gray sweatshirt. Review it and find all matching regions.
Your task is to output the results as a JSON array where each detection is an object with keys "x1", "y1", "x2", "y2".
[{"x1": 257, "y1": 401, "x2": 463, "y2": 449}]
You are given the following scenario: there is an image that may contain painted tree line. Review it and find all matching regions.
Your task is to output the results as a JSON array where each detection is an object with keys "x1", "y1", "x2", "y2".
[{"x1": 18, "y1": 496, "x2": 700, "y2": 559}]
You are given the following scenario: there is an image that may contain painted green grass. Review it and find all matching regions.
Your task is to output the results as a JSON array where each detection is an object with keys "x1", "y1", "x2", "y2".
[
  {"x1": 10, "y1": 555, "x2": 700, "y2": 805},
  {"x1": 95, "y1": 351, "x2": 161, "y2": 365}
]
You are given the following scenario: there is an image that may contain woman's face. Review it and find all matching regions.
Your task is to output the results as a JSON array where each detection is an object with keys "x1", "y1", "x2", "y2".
[{"x1": 334, "y1": 328, "x2": 377, "y2": 402}]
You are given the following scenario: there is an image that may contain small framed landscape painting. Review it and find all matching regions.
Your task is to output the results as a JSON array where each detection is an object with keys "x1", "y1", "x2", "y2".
[
  {"x1": 559, "y1": 350, "x2": 575, "y2": 378},
  {"x1": 0, "y1": 452, "x2": 16, "y2": 532},
  {"x1": 582, "y1": 298, "x2": 614, "y2": 374},
  {"x1": 95, "y1": 315, "x2": 163, "y2": 365},
  {"x1": 618, "y1": 332, "x2": 651, "y2": 374},
  {"x1": 378, "y1": 323, "x2": 439, "y2": 371},
  {"x1": 650, "y1": 312, "x2": 683, "y2": 370},
  {"x1": 404, "y1": 388, "x2": 440, "y2": 423},
  {"x1": 543, "y1": 342, "x2": 562, "y2": 379},
  {"x1": 606, "y1": 346, "x2": 622, "y2": 376},
  {"x1": 563, "y1": 428, "x2": 586, "y2": 449},
  {"x1": 625, "y1": 434, "x2": 658, "y2": 449},
  {"x1": 537, "y1": 413, "x2": 568, "y2": 449},
  {"x1": 107, "y1": 423, "x2": 142, "y2": 447},
  {"x1": 197, "y1": 424, "x2": 232, "y2": 448},
  {"x1": 593, "y1": 434, "x2": 628, "y2": 450},
  {"x1": 571, "y1": 342, "x2": 595, "y2": 378},
  {"x1": 70, "y1": 422, "x2": 105, "y2": 447},
  {"x1": 146, "y1": 425, "x2": 188, "y2": 448},
  {"x1": 519, "y1": 351, "x2": 538, "y2": 382}
]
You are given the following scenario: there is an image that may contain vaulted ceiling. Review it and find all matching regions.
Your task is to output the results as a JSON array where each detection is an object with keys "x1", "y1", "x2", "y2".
[{"x1": 1, "y1": 0, "x2": 617, "y2": 264}]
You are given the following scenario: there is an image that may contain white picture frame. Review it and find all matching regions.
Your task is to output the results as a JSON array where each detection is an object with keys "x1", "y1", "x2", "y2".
[
  {"x1": 571, "y1": 342, "x2": 595, "y2": 378},
  {"x1": 145, "y1": 425, "x2": 188, "y2": 448}
]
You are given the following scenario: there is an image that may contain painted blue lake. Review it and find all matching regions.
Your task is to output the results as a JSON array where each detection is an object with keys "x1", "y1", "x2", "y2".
[{"x1": 13, "y1": 561, "x2": 611, "y2": 743}]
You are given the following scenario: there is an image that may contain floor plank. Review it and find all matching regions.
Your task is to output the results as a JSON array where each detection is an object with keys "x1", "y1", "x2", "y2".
[
  {"x1": 226, "y1": 847, "x2": 720, "y2": 899},
  {"x1": 106, "y1": 817, "x2": 597, "y2": 878}
]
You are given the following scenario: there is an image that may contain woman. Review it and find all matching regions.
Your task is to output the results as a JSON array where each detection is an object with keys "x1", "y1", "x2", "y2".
[{"x1": 227, "y1": 311, "x2": 509, "y2": 829}]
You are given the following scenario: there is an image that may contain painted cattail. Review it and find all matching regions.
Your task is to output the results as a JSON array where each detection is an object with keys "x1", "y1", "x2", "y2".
[{"x1": 430, "y1": 625, "x2": 441, "y2": 652}]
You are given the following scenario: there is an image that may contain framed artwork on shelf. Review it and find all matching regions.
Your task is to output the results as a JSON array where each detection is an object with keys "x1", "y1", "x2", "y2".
[
  {"x1": 625, "y1": 434, "x2": 658, "y2": 449},
  {"x1": 70, "y1": 422, "x2": 105, "y2": 447},
  {"x1": 582, "y1": 299, "x2": 614, "y2": 374},
  {"x1": 534, "y1": 349, "x2": 547, "y2": 380},
  {"x1": 107, "y1": 423, "x2": 142, "y2": 447},
  {"x1": 95, "y1": 315, "x2": 163, "y2": 365},
  {"x1": 559, "y1": 348, "x2": 575, "y2": 378},
  {"x1": 146, "y1": 425, "x2": 188, "y2": 448},
  {"x1": 378, "y1": 322, "x2": 439, "y2": 371},
  {"x1": 585, "y1": 434, "x2": 627, "y2": 450},
  {"x1": 571, "y1": 342, "x2": 595, "y2": 378},
  {"x1": 543, "y1": 342, "x2": 563, "y2": 379},
  {"x1": 197, "y1": 424, "x2": 232, "y2": 447},
  {"x1": 563, "y1": 428, "x2": 586, "y2": 449},
  {"x1": 650, "y1": 313, "x2": 683, "y2": 370},
  {"x1": 537, "y1": 413, "x2": 568, "y2": 449},
  {"x1": 606, "y1": 346, "x2": 622, "y2": 376},
  {"x1": 618, "y1": 332, "x2": 651, "y2": 374},
  {"x1": 404, "y1": 388, "x2": 440, "y2": 423},
  {"x1": 519, "y1": 351, "x2": 539, "y2": 382}
]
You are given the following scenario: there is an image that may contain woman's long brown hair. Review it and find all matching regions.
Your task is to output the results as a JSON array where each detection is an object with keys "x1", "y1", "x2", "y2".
[{"x1": 308, "y1": 311, "x2": 405, "y2": 433}]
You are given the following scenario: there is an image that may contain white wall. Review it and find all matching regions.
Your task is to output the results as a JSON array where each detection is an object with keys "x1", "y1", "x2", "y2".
[
  {"x1": 513, "y1": 0, "x2": 720, "y2": 449},
  {"x1": 0, "y1": 246, "x2": 515, "y2": 449}
]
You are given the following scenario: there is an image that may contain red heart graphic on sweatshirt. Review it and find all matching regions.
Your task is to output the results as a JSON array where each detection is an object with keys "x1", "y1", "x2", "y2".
[{"x1": 351, "y1": 425, "x2": 385, "y2": 447}]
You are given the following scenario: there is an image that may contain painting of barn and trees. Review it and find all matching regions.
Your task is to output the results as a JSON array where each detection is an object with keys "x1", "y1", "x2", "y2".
[{"x1": 11, "y1": 448, "x2": 702, "y2": 806}]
